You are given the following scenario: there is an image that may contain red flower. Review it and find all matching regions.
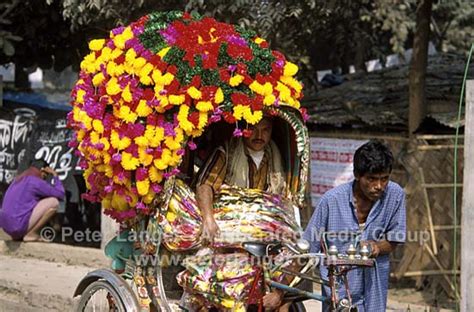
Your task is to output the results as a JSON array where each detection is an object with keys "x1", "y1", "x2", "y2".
[
  {"x1": 243, "y1": 129, "x2": 253, "y2": 138},
  {"x1": 188, "y1": 111, "x2": 200, "y2": 127},
  {"x1": 115, "y1": 54, "x2": 125, "y2": 65},
  {"x1": 231, "y1": 92, "x2": 251, "y2": 106},
  {"x1": 223, "y1": 111, "x2": 236, "y2": 123}
]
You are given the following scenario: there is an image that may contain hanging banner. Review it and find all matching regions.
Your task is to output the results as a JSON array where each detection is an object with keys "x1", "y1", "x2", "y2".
[
  {"x1": 310, "y1": 137, "x2": 367, "y2": 207},
  {"x1": 0, "y1": 107, "x2": 35, "y2": 184}
]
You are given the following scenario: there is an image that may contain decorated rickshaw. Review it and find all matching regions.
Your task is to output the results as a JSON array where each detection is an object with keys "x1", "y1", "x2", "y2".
[{"x1": 69, "y1": 11, "x2": 372, "y2": 312}]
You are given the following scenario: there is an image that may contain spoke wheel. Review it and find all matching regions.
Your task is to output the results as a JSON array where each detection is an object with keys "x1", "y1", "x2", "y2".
[{"x1": 75, "y1": 280, "x2": 126, "y2": 312}]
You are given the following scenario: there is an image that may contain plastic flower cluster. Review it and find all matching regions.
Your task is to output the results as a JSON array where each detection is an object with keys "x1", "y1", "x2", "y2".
[{"x1": 68, "y1": 11, "x2": 304, "y2": 223}]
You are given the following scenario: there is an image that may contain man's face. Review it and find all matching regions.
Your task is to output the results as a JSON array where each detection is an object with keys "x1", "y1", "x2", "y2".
[
  {"x1": 356, "y1": 171, "x2": 390, "y2": 202},
  {"x1": 243, "y1": 118, "x2": 273, "y2": 151}
]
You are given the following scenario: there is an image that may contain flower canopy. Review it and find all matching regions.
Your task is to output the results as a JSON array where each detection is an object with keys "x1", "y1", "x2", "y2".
[{"x1": 68, "y1": 11, "x2": 305, "y2": 223}]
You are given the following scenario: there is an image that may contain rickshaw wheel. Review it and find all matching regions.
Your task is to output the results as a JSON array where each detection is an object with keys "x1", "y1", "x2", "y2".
[{"x1": 75, "y1": 280, "x2": 126, "y2": 312}]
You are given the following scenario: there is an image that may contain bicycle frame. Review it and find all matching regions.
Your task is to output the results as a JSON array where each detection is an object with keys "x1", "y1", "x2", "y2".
[{"x1": 245, "y1": 250, "x2": 374, "y2": 312}]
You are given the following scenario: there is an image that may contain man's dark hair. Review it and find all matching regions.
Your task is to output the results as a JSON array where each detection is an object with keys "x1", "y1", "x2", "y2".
[
  {"x1": 353, "y1": 139, "x2": 393, "y2": 177},
  {"x1": 30, "y1": 159, "x2": 49, "y2": 170}
]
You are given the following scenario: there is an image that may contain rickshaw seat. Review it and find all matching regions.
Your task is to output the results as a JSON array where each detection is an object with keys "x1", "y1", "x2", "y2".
[{"x1": 242, "y1": 241, "x2": 281, "y2": 258}]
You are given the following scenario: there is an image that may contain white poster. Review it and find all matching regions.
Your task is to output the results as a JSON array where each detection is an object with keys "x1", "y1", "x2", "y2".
[{"x1": 310, "y1": 138, "x2": 367, "y2": 207}]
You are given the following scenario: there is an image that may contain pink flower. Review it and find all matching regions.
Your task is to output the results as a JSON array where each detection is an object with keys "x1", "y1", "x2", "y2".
[
  {"x1": 151, "y1": 184, "x2": 162, "y2": 193},
  {"x1": 187, "y1": 141, "x2": 197, "y2": 150},
  {"x1": 232, "y1": 128, "x2": 243, "y2": 137}
]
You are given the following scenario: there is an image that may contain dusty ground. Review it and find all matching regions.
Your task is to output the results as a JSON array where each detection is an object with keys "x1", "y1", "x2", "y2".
[{"x1": 0, "y1": 230, "x2": 455, "y2": 312}]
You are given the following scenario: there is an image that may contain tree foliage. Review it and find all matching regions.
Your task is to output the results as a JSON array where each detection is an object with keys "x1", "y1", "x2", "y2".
[{"x1": 1, "y1": 0, "x2": 472, "y2": 93}]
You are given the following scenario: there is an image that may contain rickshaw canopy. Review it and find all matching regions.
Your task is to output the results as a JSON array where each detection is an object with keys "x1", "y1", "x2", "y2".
[{"x1": 68, "y1": 11, "x2": 308, "y2": 224}]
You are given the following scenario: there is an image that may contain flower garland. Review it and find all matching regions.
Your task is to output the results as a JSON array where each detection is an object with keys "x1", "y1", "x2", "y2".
[{"x1": 68, "y1": 11, "x2": 305, "y2": 224}]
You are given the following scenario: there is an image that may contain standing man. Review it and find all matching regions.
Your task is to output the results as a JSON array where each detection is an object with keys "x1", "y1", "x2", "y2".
[{"x1": 304, "y1": 139, "x2": 406, "y2": 311}]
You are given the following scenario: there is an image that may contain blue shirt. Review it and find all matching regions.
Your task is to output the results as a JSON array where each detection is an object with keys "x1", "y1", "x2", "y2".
[{"x1": 303, "y1": 180, "x2": 406, "y2": 311}]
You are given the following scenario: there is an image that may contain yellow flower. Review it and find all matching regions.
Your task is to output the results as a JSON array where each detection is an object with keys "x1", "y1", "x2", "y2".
[
  {"x1": 165, "y1": 135, "x2": 181, "y2": 151},
  {"x1": 77, "y1": 129, "x2": 86, "y2": 141},
  {"x1": 144, "y1": 126, "x2": 164, "y2": 147},
  {"x1": 280, "y1": 76, "x2": 303, "y2": 93},
  {"x1": 262, "y1": 82, "x2": 273, "y2": 96},
  {"x1": 106, "y1": 77, "x2": 121, "y2": 96},
  {"x1": 136, "y1": 100, "x2": 152, "y2": 117},
  {"x1": 132, "y1": 57, "x2": 146, "y2": 71},
  {"x1": 111, "y1": 48, "x2": 122, "y2": 59},
  {"x1": 134, "y1": 136, "x2": 148, "y2": 147},
  {"x1": 229, "y1": 74, "x2": 244, "y2": 87},
  {"x1": 136, "y1": 179, "x2": 150, "y2": 196},
  {"x1": 121, "y1": 152, "x2": 140, "y2": 170},
  {"x1": 76, "y1": 89, "x2": 86, "y2": 104},
  {"x1": 122, "y1": 27, "x2": 133, "y2": 41},
  {"x1": 138, "y1": 147, "x2": 153, "y2": 166},
  {"x1": 122, "y1": 84, "x2": 132, "y2": 102},
  {"x1": 254, "y1": 37, "x2": 266, "y2": 44},
  {"x1": 113, "y1": 35, "x2": 126, "y2": 50},
  {"x1": 90, "y1": 131, "x2": 100, "y2": 144},
  {"x1": 232, "y1": 105, "x2": 248, "y2": 120},
  {"x1": 92, "y1": 72, "x2": 105, "y2": 87},
  {"x1": 158, "y1": 47, "x2": 171, "y2": 59},
  {"x1": 215, "y1": 88, "x2": 224, "y2": 104},
  {"x1": 111, "y1": 193, "x2": 129, "y2": 211},
  {"x1": 249, "y1": 81, "x2": 264, "y2": 95},
  {"x1": 143, "y1": 189, "x2": 156, "y2": 204},
  {"x1": 243, "y1": 109, "x2": 262, "y2": 125},
  {"x1": 275, "y1": 82, "x2": 291, "y2": 103},
  {"x1": 89, "y1": 39, "x2": 105, "y2": 51},
  {"x1": 102, "y1": 196, "x2": 112, "y2": 210},
  {"x1": 153, "y1": 148, "x2": 172, "y2": 170},
  {"x1": 80, "y1": 52, "x2": 96, "y2": 73},
  {"x1": 139, "y1": 63, "x2": 154, "y2": 85},
  {"x1": 177, "y1": 105, "x2": 194, "y2": 133},
  {"x1": 198, "y1": 112, "x2": 208, "y2": 129},
  {"x1": 169, "y1": 150, "x2": 182, "y2": 167},
  {"x1": 149, "y1": 166, "x2": 163, "y2": 183},
  {"x1": 187, "y1": 86, "x2": 202, "y2": 100},
  {"x1": 169, "y1": 94, "x2": 185, "y2": 105},
  {"x1": 99, "y1": 47, "x2": 112, "y2": 62},
  {"x1": 100, "y1": 138, "x2": 110, "y2": 151},
  {"x1": 117, "y1": 105, "x2": 137, "y2": 123},
  {"x1": 110, "y1": 130, "x2": 131, "y2": 150},
  {"x1": 78, "y1": 111, "x2": 92, "y2": 130},
  {"x1": 152, "y1": 70, "x2": 174, "y2": 86},
  {"x1": 283, "y1": 61, "x2": 298, "y2": 76},
  {"x1": 196, "y1": 101, "x2": 213, "y2": 112},
  {"x1": 263, "y1": 94, "x2": 276, "y2": 106},
  {"x1": 125, "y1": 48, "x2": 137, "y2": 64}
]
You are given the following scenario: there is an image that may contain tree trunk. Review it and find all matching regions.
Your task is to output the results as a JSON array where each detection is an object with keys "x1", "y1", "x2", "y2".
[
  {"x1": 14, "y1": 65, "x2": 31, "y2": 90},
  {"x1": 408, "y1": 0, "x2": 433, "y2": 135}
]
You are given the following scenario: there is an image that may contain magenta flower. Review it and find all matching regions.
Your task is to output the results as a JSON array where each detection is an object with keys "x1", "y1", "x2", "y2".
[
  {"x1": 187, "y1": 141, "x2": 197, "y2": 150},
  {"x1": 232, "y1": 128, "x2": 243, "y2": 137},
  {"x1": 136, "y1": 167, "x2": 148, "y2": 181}
]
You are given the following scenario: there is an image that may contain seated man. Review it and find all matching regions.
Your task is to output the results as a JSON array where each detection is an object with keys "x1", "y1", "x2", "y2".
[{"x1": 194, "y1": 116, "x2": 288, "y2": 309}]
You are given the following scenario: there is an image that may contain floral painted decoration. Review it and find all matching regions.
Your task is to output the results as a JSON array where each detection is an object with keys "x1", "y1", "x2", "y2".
[{"x1": 68, "y1": 11, "x2": 304, "y2": 224}]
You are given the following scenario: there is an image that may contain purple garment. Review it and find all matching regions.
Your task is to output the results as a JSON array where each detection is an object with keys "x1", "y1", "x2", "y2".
[{"x1": 0, "y1": 175, "x2": 65, "y2": 239}]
